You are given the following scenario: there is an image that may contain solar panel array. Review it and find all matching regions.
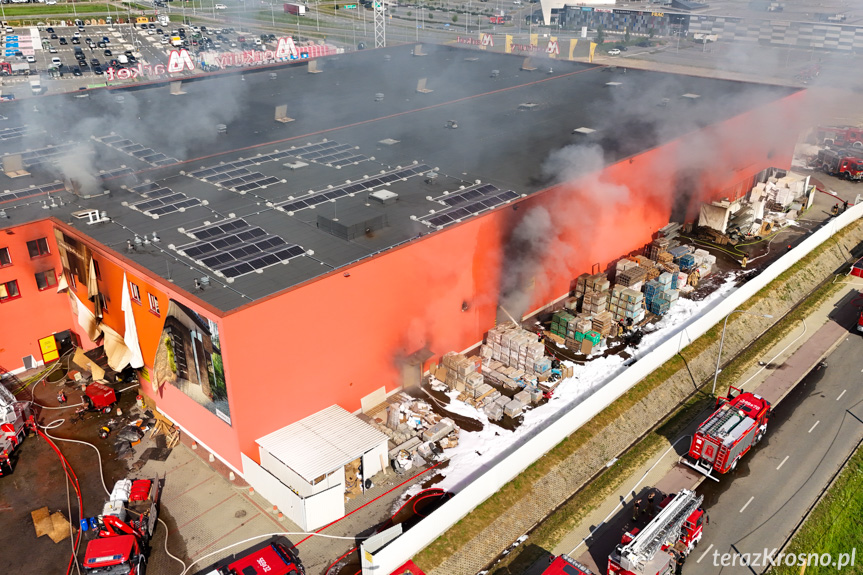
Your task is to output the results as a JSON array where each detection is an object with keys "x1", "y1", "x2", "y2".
[
  {"x1": 187, "y1": 162, "x2": 282, "y2": 193},
  {"x1": 419, "y1": 184, "x2": 520, "y2": 228},
  {"x1": 99, "y1": 167, "x2": 135, "y2": 180},
  {"x1": 275, "y1": 164, "x2": 431, "y2": 214},
  {"x1": 97, "y1": 135, "x2": 179, "y2": 167},
  {"x1": 289, "y1": 140, "x2": 366, "y2": 167},
  {"x1": 176, "y1": 218, "x2": 305, "y2": 279},
  {"x1": 19, "y1": 142, "x2": 79, "y2": 169},
  {"x1": 0, "y1": 125, "x2": 39, "y2": 141},
  {"x1": 128, "y1": 184, "x2": 203, "y2": 217},
  {"x1": 0, "y1": 182, "x2": 63, "y2": 203}
]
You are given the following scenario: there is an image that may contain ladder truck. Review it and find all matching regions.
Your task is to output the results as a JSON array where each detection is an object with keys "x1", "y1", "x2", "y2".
[
  {"x1": 608, "y1": 489, "x2": 705, "y2": 575},
  {"x1": 683, "y1": 387, "x2": 770, "y2": 480},
  {"x1": 0, "y1": 380, "x2": 29, "y2": 477},
  {"x1": 541, "y1": 555, "x2": 596, "y2": 575}
]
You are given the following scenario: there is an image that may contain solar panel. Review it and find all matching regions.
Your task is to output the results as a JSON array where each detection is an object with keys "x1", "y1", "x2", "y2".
[{"x1": 132, "y1": 182, "x2": 160, "y2": 193}]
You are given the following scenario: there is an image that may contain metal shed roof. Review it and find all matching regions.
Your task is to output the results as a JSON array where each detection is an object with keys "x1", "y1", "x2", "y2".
[{"x1": 256, "y1": 405, "x2": 389, "y2": 483}]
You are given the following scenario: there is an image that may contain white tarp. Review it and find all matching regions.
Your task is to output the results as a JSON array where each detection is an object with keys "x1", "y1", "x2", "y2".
[
  {"x1": 698, "y1": 203, "x2": 730, "y2": 233},
  {"x1": 101, "y1": 324, "x2": 133, "y2": 372},
  {"x1": 70, "y1": 291, "x2": 101, "y2": 342},
  {"x1": 121, "y1": 272, "x2": 144, "y2": 369}
]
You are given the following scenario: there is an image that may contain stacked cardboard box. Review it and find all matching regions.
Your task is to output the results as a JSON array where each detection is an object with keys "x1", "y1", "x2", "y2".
[
  {"x1": 657, "y1": 251, "x2": 673, "y2": 264},
  {"x1": 485, "y1": 321, "x2": 546, "y2": 376},
  {"x1": 608, "y1": 286, "x2": 646, "y2": 323},
  {"x1": 551, "y1": 311, "x2": 577, "y2": 340},
  {"x1": 692, "y1": 248, "x2": 717, "y2": 276},
  {"x1": 440, "y1": 351, "x2": 482, "y2": 392}
]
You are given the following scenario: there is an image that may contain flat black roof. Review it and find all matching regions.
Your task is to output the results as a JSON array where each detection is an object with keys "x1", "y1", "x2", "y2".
[{"x1": 0, "y1": 44, "x2": 798, "y2": 312}]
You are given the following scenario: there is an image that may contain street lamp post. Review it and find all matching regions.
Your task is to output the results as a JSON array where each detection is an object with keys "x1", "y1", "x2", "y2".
[{"x1": 712, "y1": 310, "x2": 774, "y2": 395}]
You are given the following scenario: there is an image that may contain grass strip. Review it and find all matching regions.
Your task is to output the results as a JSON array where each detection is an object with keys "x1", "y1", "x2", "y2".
[
  {"x1": 770, "y1": 442, "x2": 863, "y2": 575},
  {"x1": 413, "y1": 220, "x2": 862, "y2": 572}
]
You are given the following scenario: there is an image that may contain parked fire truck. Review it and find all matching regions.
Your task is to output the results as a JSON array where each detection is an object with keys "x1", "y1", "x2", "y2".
[
  {"x1": 541, "y1": 554, "x2": 596, "y2": 575},
  {"x1": 607, "y1": 489, "x2": 705, "y2": 575},
  {"x1": 683, "y1": 387, "x2": 770, "y2": 479},
  {"x1": 816, "y1": 149, "x2": 863, "y2": 181},
  {"x1": 82, "y1": 477, "x2": 162, "y2": 575},
  {"x1": 0, "y1": 381, "x2": 29, "y2": 476},
  {"x1": 816, "y1": 126, "x2": 863, "y2": 149}
]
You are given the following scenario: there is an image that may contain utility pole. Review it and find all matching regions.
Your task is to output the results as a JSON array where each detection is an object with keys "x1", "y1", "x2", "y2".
[{"x1": 373, "y1": 0, "x2": 385, "y2": 47}]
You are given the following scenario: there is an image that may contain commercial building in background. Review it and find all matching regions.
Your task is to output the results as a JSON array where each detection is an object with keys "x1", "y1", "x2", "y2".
[{"x1": 0, "y1": 45, "x2": 802, "y2": 528}]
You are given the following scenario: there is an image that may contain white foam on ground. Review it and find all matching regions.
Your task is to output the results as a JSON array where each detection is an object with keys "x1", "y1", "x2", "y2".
[{"x1": 405, "y1": 273, "x2": 739, "y2": 498}]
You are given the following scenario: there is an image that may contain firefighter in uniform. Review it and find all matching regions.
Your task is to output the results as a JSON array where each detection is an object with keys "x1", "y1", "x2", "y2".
[
  {"x1": 647, "y1": 491, "x2": 656, "y2": 516},
  {"x1": 633, "y1": 499, "x2": 641, "y2": 521}
]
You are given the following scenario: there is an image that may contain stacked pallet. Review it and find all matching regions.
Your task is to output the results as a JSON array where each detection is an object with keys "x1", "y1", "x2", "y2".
[
  {"x1": 669, "y1": 245, "x2": 695, "y2": 271},
  {"x1": 551, "y1": 311, "x2": 577, "y2": 340},
  {"x1": 485, "y1": 321, "x2": 546, "y2": 375},
  {"x1": 590, "y1": 310, "x2": 615, "y2": 337},
  {"x1": 643, "y1": 271, "x2": 680, "y2": 315},
  {"x1": 692, "y1": 248, "x2": 717, "y2": 276},
  {"x1": 583, "y1": 290, "x2": 608, "y2": 315},
  {"x1": 660, "y1": 261, "x2": 680, "y2": 287},
  {"x1": 608, "y1": 286, "x2": 646, "y2": 323},
  {"x1": 439, "y1": 351, "x2": 483, "y2": 392},
  {"x1": 646, "y1": 237, "x2": 671, "y2": 260},
  {"x1": 616, "y1": 266, "x2": 648, "y2": 291},
  {"x1": 574, "y1": 273, "x2": 611, "y2": 312},
  {"x1": 657, "y1": 251, "x2": 674, "y2": 264}
]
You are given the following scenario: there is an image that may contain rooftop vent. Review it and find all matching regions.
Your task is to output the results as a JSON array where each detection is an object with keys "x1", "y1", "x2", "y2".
[
  {"x1": 369, "y1": 189, "x2": 399, "y2": 205},
  {"x1": 518, "y1": 102, "x2": 539, "y2": 111},
  {"x1": 681, "y1": 93, "x2": 701, "y2": 99},
  {"x1": 378, "y1": 138, "x2": 400, "y2": 146},
  {"x1": 572, "y1": 127, "x2": 596, "y2": 135},
  {"x1": 317, "y1": 209, "x2": 387, "y2": 241}
]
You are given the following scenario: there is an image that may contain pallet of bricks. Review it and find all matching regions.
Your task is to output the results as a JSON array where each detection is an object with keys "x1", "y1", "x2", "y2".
[
  {"x1": 615, "y1": 262, "x2": 648, "y2": 293},
  {"x1": 645, "y1": 237, "x2": 671, "y2": 261},
  {"x1": 608, "y1": 285, "x2": 645, "y2": 325},
  {"x1": 691, "y1": 248, "x2": 716, "y2": 277},
  {"x1": 669, "y1": 245, "x2": 696, "y2": 272},
  {"x1": 642, "y1": 271, "x2": 680, "y2": 316}
]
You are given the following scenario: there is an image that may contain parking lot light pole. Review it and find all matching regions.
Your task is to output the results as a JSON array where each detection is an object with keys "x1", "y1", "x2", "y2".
[{"x1": 712, "y1": 309, "x2": 774, "y2": 396}]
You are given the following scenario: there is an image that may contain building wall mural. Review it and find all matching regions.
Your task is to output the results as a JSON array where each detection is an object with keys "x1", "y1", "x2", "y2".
[{"x1": 153, "y1": 299, "x2": 230, "y2": 425}]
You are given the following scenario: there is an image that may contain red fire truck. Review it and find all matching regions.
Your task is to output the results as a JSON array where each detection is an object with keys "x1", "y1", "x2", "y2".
[
  {"x1": 542, "y1": 555, "x2": 596, "y2": 575},
  {"x1": 82, "y1": 477, "x2": 161, "y2": 575},
  {"x1": 607, "y1": 489, "x2": 705, "y2": 575},
  {"x1": 0, "y1": 382, "x2": 29, "y2": 476},
  {"x1": 816, "y1": 149, "x2": 863, "y2": 181},
  {"x1": 683, "y1": 387, "x2": 770, "y2": 479},
  {"x1": 815, "y1": 126, "x2": 863, "y2": 149},
  {"x1": 204, "y1": 542, "x2": 305, "y2": 574}
]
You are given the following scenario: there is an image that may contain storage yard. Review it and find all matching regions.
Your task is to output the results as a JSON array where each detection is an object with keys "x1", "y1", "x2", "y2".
[{"x1": 0, "y1": 41, "x2": 847, "y2": 574}]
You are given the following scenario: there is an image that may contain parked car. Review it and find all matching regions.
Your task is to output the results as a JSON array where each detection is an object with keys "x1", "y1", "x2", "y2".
[
  {"x1": 608, "y1": 48, "x2": 621, "y2": 56},
  {"x1": 104, "y1": 49, "x2": 112, "y2": 56},
  {"x1": 72, "y1": 67, "x2": 82, "y2": 76},
  {"x1": 59, "y1": 37, "x2": 67, "y2": 45}
]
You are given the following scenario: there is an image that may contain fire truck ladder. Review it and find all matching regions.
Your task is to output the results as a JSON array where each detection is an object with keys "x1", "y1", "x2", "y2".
[
  {"x1": 0, "y1": 366, "x2": 22, "y2": 403},
  {"x1": 618, "y1": 489, "x2": 704, "y2": 574},
  {"x1": 700, "y1": 405, "x2": 740, "y2": 439}
]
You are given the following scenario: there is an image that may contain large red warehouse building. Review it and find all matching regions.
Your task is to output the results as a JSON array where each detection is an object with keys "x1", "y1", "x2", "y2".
[{"x1": 0, "y1": 45, "x2": 801, "y2": 502}]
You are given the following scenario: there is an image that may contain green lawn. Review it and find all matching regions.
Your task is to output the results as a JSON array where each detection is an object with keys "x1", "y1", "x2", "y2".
[{"x1": 770, "y1": 444, "x2": 863, "y2": 575}]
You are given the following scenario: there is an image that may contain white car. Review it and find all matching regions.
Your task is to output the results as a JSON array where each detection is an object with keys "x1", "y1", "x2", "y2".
[
  {"x1": 45, "y1": 0, "x2": 57, "y2": 4},
  {"x1": 48, "y1": 45, "x2": 57, "y2": 53},
  {"x1": 215, "y1": 3, "x2": 227, "y2": 8},
  {"x1": 51, "y1": 56, "x2": 61, "y2": 65},
  {"x1": 608, "y1": 48, "x2": 621, "y2": 56},
  {"x1": 26, "y1": 55, "x2": 36, "y2": 63}
]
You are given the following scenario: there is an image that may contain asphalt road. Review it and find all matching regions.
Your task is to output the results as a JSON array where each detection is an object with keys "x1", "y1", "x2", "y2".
[{"x1": 688, "y1": 334, "x2": 863, "y2": 575}]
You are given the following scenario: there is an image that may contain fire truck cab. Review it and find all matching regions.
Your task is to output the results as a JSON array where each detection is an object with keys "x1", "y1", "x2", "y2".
[
  {"x1": 205, "y1": 542, "x2": 305, "y2": 575},
  {"x1": 816, "y1": 148, "x2": 863, "y2": 181},
  {"x1": 608, "y1": 489, "x2": 704, "y2": 575},
  {"x1": 684, "y1": 387, "x2": 770, "y2": 479},
  {"x1": 817, "y1": 126, "x2": 863, "y2": 149},
  {"x1": 82, "y1": 534, "x2": 147, "y2": 574}
]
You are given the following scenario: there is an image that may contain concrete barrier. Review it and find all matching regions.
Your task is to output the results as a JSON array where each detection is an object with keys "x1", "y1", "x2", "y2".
[{"x1": 365, "y1": 204, "x2": 863, "y2": 574}]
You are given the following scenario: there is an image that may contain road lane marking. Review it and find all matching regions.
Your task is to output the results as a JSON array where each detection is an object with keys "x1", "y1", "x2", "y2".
[
  {"x1": 837, "y1": 389, "x2": 847, "y2": 401},
  {"x1": 809, "y1": 420, "x2": 820, "y2": 433},
  {"x1": 777, "y1": 455, "x2": 789, "y2": 470},
  {"x1": 697, "y1": 543, "x2": 714, "y2": 563},
  {"x1": 740, "y1": 496, "x2": 754, "y2": 513}
]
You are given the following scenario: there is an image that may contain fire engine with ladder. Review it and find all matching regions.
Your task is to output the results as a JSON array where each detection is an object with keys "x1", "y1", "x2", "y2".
[
  {"x1": 682, "y1": 387, "x2": 770, "y2": 480},
  {"x1": 607, "y1": 489, "x2": 705, "y2": 575},
  {"x1": 0, "y1": 376, "x2": 30, "y2": 476}
]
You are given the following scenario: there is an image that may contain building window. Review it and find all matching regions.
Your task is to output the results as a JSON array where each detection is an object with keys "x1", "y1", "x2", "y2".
[
  {"x1": 129, "y1": 282, "x2": 141, "y2": 303},
  {"x1": 26, "y1": 238, "x2": 50, "y2": 259},
  {"x1": 93, "y1": 260, "x2": 101, "y2": 280},
  {"x1": 148, "y1": 293, "x2": 160, "y2": 316},
  {"x1": 0, "y1": 279, "x2": 20, "y2": 302},
  {"x1": 35, "y1": 270, "x2": 57, "y2": 291},
  {"x1": 0, "y1": 247, "x2": 10, "y2": 267}
]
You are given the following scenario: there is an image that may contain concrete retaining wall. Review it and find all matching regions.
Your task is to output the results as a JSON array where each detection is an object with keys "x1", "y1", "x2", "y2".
[{"x1": 367, "y1": 207, "x2": 863, "y2": 575}]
